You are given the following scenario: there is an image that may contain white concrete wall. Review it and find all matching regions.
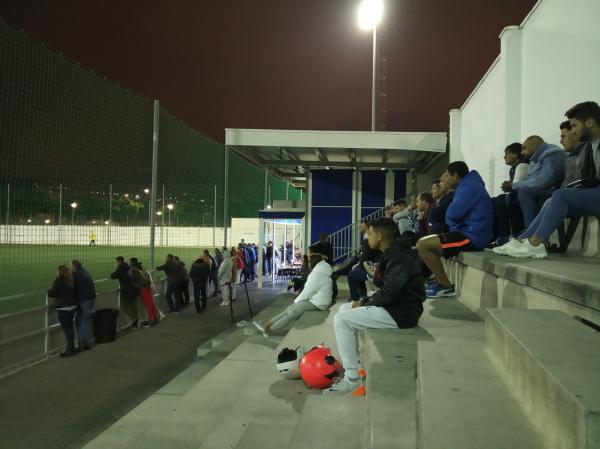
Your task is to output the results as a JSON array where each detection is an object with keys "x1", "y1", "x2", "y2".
[
  {"x1": 450, "y1": 0, "x2": 600, "y2": 196},
  {"x1": 229, "y1": 218, "x2": 260, "y2": 246},
  {"x1": 0, "y1": 225, "x2": 229, "y2": 247}
]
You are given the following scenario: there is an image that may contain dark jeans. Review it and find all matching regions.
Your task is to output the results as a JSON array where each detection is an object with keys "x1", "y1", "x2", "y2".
[
  {"x1": 247, "y1": 261, "x2": 255, "y2": 279},
  {"x1": 266, "y1": 258, "x2": 273, "y2": 275},
  {"x1": 57, "y1": 309, "x2": 76, "y2": 351},
  {"x1": 166, "y1": 281, "x2": 182, "y2": 312},
  {"x1": 347, "y1": 267, "x2": 368, "y2": 301},
  {"x1": 493, "y1": 192, "x2": 524, "y2": 241},
  {"x1": 518, "y1": 186, "x2": 554, "y2": 228},
  {"x1": 193, "y1": 282, "x2": 207, "y2": 313},
  {"x1": 180, "y1": 279, "x2": 190, "y2": 305}
]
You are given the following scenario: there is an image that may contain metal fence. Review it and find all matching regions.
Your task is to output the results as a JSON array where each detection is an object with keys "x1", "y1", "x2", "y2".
[{"x1": 0, "y1": 18, "x2": 302, "y2": 315}]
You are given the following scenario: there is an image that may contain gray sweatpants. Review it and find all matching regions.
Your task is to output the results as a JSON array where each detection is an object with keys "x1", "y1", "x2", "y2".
[
  {"x1": 269, "y1": 300, "x2": 319, "y2": 331},
  {"x1": 333, "y1": 302, "x2": 397, "y2": 379}
]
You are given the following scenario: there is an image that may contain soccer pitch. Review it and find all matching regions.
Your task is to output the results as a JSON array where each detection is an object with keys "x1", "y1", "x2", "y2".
[{"x1": 0, "y1": 244, "x2": 214, "y2": 315}]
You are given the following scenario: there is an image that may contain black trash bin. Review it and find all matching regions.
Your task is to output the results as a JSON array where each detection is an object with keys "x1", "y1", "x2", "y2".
[{"x1": 92, "y1": 308, "x2": 119, "y2": 343}]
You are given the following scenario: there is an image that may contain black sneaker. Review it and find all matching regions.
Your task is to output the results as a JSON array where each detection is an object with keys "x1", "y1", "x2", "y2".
[
  {"x1": 140, "y1": 320, "x2": 151, "y2": 328},
  {"x1": 60, "y1": 349, "x2": 77, "y2": 358}
]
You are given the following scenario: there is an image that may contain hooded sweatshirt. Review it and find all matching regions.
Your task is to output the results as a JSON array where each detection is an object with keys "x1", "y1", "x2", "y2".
[
  {"x1": 513, "y1": 143, "x2": 565, "y2": 190},
  {"x1": 445, "y1": 170, "x2": 493, "y2": 249},
  {"x1": 293, "y1": 260, "x2": 333, "y2": 310}
]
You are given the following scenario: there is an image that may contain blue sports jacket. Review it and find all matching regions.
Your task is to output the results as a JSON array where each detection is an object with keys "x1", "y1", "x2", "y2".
[
  {"x1": 445, "y1": 170, "x2": 493, "y2": 249},
  {"x1": 512, "y1": 143, "x2": 565, "y2": 190}
]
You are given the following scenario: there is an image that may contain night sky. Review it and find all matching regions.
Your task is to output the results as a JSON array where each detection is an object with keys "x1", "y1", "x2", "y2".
[{"x1": 0, "y1": 0, "x2": 536, "y2": 143}]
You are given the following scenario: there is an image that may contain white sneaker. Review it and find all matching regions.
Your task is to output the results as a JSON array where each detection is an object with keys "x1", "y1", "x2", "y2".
[
  {"x1": 492, "y1": 238, "x2": 523, "y2": 255},
  {"x1": 323, "y1": 376, "x2": 361, "y2": 395},
  {"x1": 219, "y1": 301, "x2": 230, "y2": 306},
  {"x1": 252, "y1": 321, "x2": 269, "y2": 337},
  {"x1": 505, "y1": 238, "x2": 548, "y2": 259}
]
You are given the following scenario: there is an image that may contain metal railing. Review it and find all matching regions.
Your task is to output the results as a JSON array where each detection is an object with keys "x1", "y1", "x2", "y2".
[
  {"x1": 322, "y1": 207, "x2": 389, "y2": 263},
  {"x1": 0, "y1": 278, "x2": 167, "y2": 377}
]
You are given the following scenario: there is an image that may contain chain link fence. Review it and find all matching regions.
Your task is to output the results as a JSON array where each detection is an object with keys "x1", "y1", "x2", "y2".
[{"x1": 0, "y1": 19, "x2": 302, "y2": 315}]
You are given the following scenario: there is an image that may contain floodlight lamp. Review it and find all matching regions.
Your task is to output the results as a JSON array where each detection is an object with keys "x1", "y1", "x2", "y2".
[
  {"x1": 156, "y1": 211, "x2": 162, "y2": 216},
  {"x1": 44, "y1": 219, "x2": 50, "y2": 224},
  {"x1": 104, "y1": 220, "x2": 110, "y2": 225},
  {"x1": 266, "y1": 205, "x2": 272, "y2": 209},
  {"x1": 70, "y1": 202, "x2": 78, "y2": 208},
  {"x1": 358, "y1": 0, "x2": 384, "y2": 31},
  {"x1": 167, "y1": 204, "x2": 174, "y2": 210},
  {"x1": 27, "y1": 219, "x2": 32, "y2": 223},
  {"x1": 144, "y1": 188, "x2": 150, "y2": 194}
]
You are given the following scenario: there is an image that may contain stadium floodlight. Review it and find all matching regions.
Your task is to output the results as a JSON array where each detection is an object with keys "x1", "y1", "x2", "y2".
[
  {"x1": 92, "y1": 220, "x2": 96, "y2": 224},
  {"x1": 44, "y1": 219, "x2": 50, "y2": 224},
  {"x1": 266, "y1": 205, "x2": 272, "y2": 209},
  {"x1": 144, "y1": 188, "x2": 150, "y2": 194},
  {"x1": 70, "y1": 202, "x2": 78, "y2": 208},
  {"x1": 156, "y1": 211, "x2": 162, "y2": 216},
  {"x1": 27, "y1": 219, "x2": 32, "y2": 223},
  {"x1": 358, "y1": 0, "x2": 383, "y2": 31},
  {"x1": 166, "y1": 204, "x2": 174, "y2": 210},
  {"x1": 104, "y1": 220, "x2": 110, "y2": 225},
  {"x1": 357, "y1": 0, "x2": 383, "y2": 132},
  {"x1": 70, "y1": 202, "x2": 78, "y2": 224}
]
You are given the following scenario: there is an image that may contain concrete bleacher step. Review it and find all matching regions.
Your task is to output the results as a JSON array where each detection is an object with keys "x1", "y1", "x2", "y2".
[
  {"x1": 417, "y1": 340, "x2": 545, "y2": 449},
  {"x1": 287, "y1": 395, "x2": 366, "y2": 449},
  {"x1": 485, "y1": 308, "x2": 600, "y2": 449}
]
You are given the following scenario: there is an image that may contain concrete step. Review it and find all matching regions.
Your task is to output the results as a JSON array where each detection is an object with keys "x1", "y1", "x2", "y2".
[
  {"x1": 485, "y1": 308, "x2": 600, "y2": 449},
  {"x1": 288, "y1": 394, "x2": 365, "y2": 449},
  {"x1": 453, "y1": 252, "x2": 600, "y2": 325},
  {"x1": 417, "y1": 340, "x2": 545, "y2": 449}
]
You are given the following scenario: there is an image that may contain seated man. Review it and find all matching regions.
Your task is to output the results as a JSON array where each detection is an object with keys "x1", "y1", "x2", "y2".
[
  {"x1": 416, "y1": 192, "x2": 436, "y2": 237},
  {"x1": 325, "y1": 217, "x2": 425, "y2": 395},
  {"x1": 252, "y1": 253, "x2": 332, "y2": 337},
  {"x1": 416, "y1": 161, "x2": 493, "y2": 298},
  {"x1": 346, "y1": 220, "x2": 382, "y2": 302},
  {"x1": 391, "y1": 199, "x2": 410, "y2": 236},
  {"x1": 493, "y1": 143, "x2": 529, "y2": 245},
  {"x1": 431, "y1": 179, "x2": 443, "y2": 202},
  {"x1": 496, "y1": 101, "x2": 600, "y2": 258},
  {"x1": 510, "y1": 135, "x2": 566, "y2": 228},
  {"x1": 428, "y1": 171, "x2": 456, "y2": 235}
]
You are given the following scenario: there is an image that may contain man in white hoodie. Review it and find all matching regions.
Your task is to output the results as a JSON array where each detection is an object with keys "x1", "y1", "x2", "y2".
[{"x1": 253, "y1": 253, "x2": 332, "y2": 337}]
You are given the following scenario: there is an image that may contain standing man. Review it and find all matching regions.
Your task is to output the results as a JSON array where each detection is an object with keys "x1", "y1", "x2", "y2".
[
  {"x1": 190, "y1": 257, "x2": 210, "y2": 314},
  {"x1": 325, "y1": 218, "x2": 425, "y2": 395},
  {"x1": 156, "y1": 254, "x2": 184, "y2": 313},
  {"x1": 110, "y1": 256, "x2": 140, "y2": 328},
  {"x1": 72, "y1": 260, "x2": 96, "y2": 350},
  {"x1": 88, "y1": 231, "x2": 96, "y2": 246},
  {"x1": 265, "y1": 241, "x2": 273, "y2": 276}
]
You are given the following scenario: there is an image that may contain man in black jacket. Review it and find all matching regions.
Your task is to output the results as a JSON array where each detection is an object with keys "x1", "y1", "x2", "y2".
[
  {"x1": 72, "y1": 260, "x2": 96, "y2": 350},
  {"x1": 110, "y1": 256, "x2": 140, "y2": 328},
  {"x1": 156, "y1": 254, "x2": 184, "y2": 313},
  {"x1": 325, "y1": 217, "x2": 425, "y2": 395}
]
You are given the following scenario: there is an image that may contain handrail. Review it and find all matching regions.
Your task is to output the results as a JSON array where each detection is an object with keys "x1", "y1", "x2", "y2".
[{"x1": 313, "y1": 205, "x2": 389, "y2": 263}]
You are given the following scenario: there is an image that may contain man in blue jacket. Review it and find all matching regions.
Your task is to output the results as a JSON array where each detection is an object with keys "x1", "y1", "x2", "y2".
[
  {"x1": 416, "y1": 161, "x2": 493, "y2": 298},
  {"x1": 508, "y1": 135, "x2": 566, "y2": 227}
]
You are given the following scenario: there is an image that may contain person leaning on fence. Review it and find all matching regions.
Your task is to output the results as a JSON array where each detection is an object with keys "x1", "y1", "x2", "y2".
[
  {"x1": 72, "y1": 260, "x2": 96, "y2": 351},
  {"x1": 111, "y1": 256, "x2": 140, "y2": 327},
  {"x1": 325, "y1": 217, "x2": 425, "y2": 395},
  {"x1": 48, "y1": 265, "x2": 80, "y2": 358},
  {"x1": 190, "y1": 257, "x2": 210, "y2": 314},
  {"x1": 174, "y1": 256, "x2": 190, "y2": 308},
  {"x1": 204, "y1": 249, "x2": 220, "y2": 296},
  {"x1": 156, "y1": 254, "x2": 184, "y2": 313},
  {"x1": 253, "y1": 253, "x2": 333, "y2": 338},
  {"x1": 130, "y1": 258, "x2": 159, "y2": 327}
]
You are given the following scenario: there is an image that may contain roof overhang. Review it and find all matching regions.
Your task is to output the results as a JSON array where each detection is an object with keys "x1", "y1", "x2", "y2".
[{"x1": 225, "y1": 129, "x2": 447, "y2": 188}]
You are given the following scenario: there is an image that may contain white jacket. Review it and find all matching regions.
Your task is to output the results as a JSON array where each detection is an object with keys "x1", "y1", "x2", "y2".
[
  {"x1": 218, "y1": 257, "x2": 233, "y2": 285},
  {"x1": 293, "y1": 260, "x2": 333, "y2": 310}
]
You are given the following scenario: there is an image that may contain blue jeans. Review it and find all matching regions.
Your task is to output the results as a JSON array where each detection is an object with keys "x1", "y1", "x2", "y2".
[
  {"x1": 347, "y1": 267, "x2": 368, "y2": 301},
  {"x1": 57, "y1": 309, "x2": 76, "y2": 351},
  {"x1": 518, "y1": 186, "x2": 554, "y2": 228},
  {"x1": 520, "y1": 188, "x2": 600, "y2": 241},
  {"x1": 76, "y1": 300, "x2": 94, "y2": 345},
  {"x1": 266, "y1": 258, "x2": 273, "y2": 275}
]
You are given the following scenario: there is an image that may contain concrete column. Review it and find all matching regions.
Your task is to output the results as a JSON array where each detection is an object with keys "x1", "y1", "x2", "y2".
[
  {"x1": 385, "y1": 170, "x2": 395, "y2": 204},
  {"x1": 449, "y1": 108, "x2": 463, "y2": 163},
  {"x1": 303, "y1": 167, "x2": 311, "y2": 253},
  {"x1": 500, "y1": 25, "x2": 523, "y2": 145}
]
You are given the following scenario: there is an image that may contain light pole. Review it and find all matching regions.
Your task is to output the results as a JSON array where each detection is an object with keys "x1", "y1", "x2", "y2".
[
  {"x1": 70, "y1": 202, "x2": 78, "y2": 224},
  {"x1": 358, "y1": 0, "x2": 384, "y2": 131},
  {"x1": 167, "y1": 203, "x2": 174, "y2": 226},
  {"x1": 144, "y1": 188, "x2": 150, "y2": 225}
]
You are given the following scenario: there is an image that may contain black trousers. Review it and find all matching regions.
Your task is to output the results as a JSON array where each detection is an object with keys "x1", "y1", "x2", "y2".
[
  {"x1": 193, "y1": 282, "x2": 207, "y2": 313},
  {"x1": 493, "y1": 192, "x2": 524, "y2": 241},
  {"x1": 179, "y1": 279, "x2": 190, "y2": 305}
]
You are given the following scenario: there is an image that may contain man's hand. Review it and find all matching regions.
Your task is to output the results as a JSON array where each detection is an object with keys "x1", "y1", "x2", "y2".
[
  {"x1": 351, "y1": 300, "x2": 362, "y2": 309},
  {"x1": 501, "y1": 180, "x2": 513, "y2": 192}
]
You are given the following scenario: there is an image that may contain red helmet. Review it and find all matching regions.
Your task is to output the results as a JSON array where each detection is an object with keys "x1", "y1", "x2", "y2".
[{"x1": 299, "y1": 345, "x2": 343, "y2": 389}]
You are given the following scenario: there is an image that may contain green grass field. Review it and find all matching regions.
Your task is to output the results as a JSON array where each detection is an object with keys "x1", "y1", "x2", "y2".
[{"x1": 0, "y1": 244, "x2": 214, "y2": 315}]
